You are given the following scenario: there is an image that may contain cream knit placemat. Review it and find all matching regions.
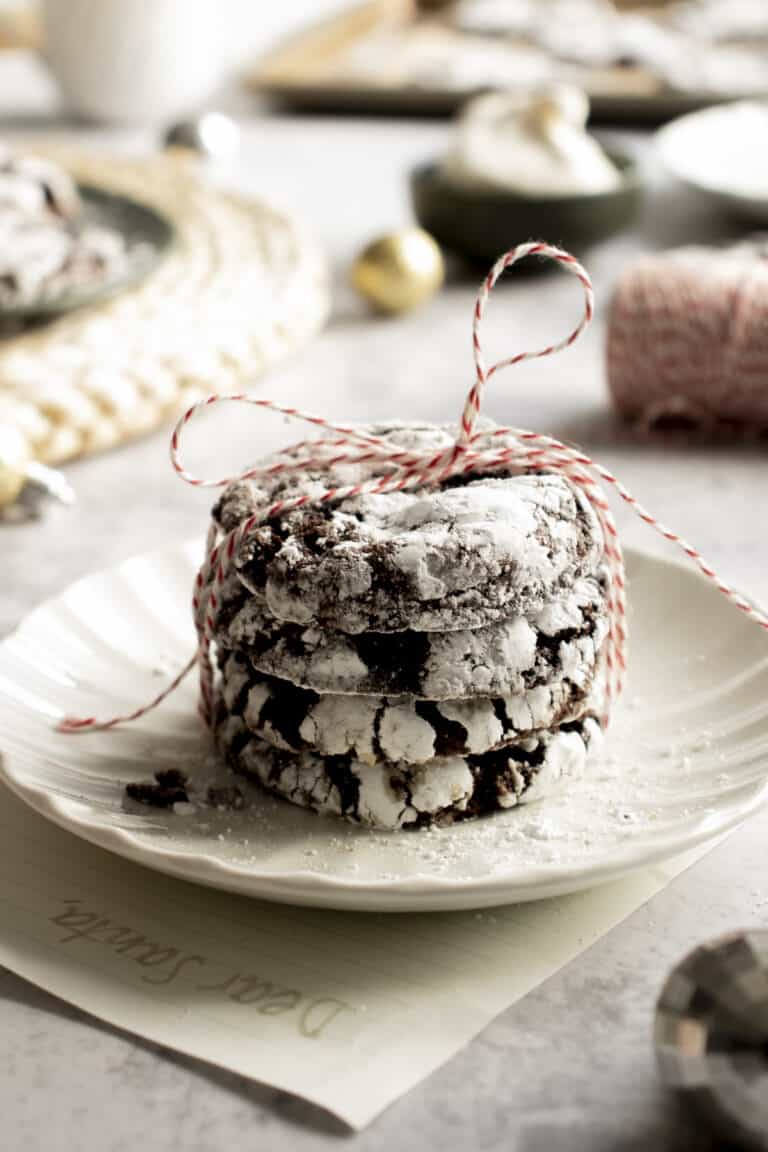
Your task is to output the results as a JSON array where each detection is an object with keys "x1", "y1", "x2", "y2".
[{"x1": 0, "y1": 145, "x2": 329, "y2": 465}]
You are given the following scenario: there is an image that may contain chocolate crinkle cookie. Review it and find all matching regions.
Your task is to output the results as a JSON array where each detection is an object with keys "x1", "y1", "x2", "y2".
[
  {"x1": 205, "y1": 422, "x2": 609, "y2": 830},
  {"x1": 213, "y1": 423, "x2": 604, "y2": 634},
  {"x1": 0, "y1": 143, "x2": 132, "y2": 309},
  {"x1": 215, "y1": 710, "x2": 602, "y2": 831}
]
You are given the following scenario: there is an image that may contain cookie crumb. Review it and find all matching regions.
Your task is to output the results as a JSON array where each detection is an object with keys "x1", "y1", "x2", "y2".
[
  {"x1": 125, "y1": 768, "x2": 189, "y2": 808},
  {"x1": 155, "y1": 768, "x2": 187, "y2": 789},
  {"x1": 206, "y1": 784, "x2": 245, "y2": 810}
]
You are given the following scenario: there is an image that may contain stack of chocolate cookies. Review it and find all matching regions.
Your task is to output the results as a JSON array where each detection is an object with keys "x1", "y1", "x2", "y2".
[{"x1": 211, "y1": 425, "x2": 608, "y2": 830}]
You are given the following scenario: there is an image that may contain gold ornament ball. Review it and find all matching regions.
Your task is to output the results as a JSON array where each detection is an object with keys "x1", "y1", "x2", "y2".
[
  {"x1": 352, "y1": 228, "x2": 445, "y2": 314},
  {"x1": 0, "y1": 424, "x2": 29, "y2": 506}
]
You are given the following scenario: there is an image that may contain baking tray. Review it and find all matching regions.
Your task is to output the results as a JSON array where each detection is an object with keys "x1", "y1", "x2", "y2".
[{"x1": 247, "y1": 0, "x2": 768, "y2": 124}]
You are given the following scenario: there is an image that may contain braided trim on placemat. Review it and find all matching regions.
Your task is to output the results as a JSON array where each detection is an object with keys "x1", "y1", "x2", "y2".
[{"x1": 0, "y1": 144, "x2": 329, "y2": 467}]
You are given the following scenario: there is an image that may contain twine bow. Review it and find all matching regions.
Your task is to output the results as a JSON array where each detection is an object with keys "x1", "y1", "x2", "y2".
[{"x1": 58, "y1": 242, "x2": 768, "y2": 735}]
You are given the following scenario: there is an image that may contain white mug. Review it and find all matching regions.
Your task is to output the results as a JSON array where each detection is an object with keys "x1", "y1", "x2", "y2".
[{"x1": 41, "y1": 0, "x2": 230, "y2": 124}]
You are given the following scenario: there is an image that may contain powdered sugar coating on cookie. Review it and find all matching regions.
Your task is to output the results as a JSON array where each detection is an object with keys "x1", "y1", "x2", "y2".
[
  {"x1": 218, "y1": 651, "x2": 602, "y2": 765},
  {"x1": 218, "y1": 572, "x2": 608, "y2": 699},
  {"x1": 213, "y1": 423, "x2": 605, "y2": 634},
  {"x1": 216, "y1": 713, "x2": 601, "y2": 830}
]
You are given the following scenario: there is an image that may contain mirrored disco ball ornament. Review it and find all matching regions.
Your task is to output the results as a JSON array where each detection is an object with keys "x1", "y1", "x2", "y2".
[
  {"x1": 163, "y1": 113, "x2": 240, "y2": 160},
  {"x1": 655, "y1": 931, "x2": 768, "y2": 1151}
]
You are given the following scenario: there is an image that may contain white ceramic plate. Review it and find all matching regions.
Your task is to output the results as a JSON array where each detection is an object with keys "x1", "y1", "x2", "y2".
[
  {"x1": 1, "y1": 541, "x2": 767, "y2": 912},
  {"x1": 657, "y1": 102, "x2": 768, "y2": 221}
]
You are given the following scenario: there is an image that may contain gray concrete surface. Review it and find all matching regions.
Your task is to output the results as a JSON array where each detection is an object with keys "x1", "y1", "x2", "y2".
[{"x1": 1, "y1": 68, "x2": 766, "y2": 1151}]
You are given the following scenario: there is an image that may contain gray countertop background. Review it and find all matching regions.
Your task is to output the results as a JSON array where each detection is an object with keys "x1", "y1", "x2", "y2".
[{"x1": 1, "y1": 55, "x2": 767, "y2": 1152}]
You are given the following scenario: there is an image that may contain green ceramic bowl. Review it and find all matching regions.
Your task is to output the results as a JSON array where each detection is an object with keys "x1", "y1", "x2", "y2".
[
  {"x1": 411, "y1": 150, "x2": 642, "y2": 266},
  {"x1": 0, "y1": 184, "x2": 175, "y2": 321}
]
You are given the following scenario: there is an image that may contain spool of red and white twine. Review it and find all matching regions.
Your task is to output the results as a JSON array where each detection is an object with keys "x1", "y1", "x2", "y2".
[
  {"x1": 58, "y1": 241, "x2": 768, "y2": 736},
  {"x1": 608, "y1": 241, "x2": 768, "y2": 433}
]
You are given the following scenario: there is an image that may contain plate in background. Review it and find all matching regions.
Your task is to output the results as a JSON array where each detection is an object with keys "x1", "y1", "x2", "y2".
[
  {"x1": 657, "y1": 102, "x2": 768, "y2": 222},
  {"x1": 0, "y1": 540, "x2": 767, "y2": 911}
]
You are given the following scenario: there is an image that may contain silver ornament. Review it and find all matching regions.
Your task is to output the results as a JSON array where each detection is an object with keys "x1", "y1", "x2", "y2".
[
  {"x1": 655, "y1": 930, "x2": 768, "y2": 1151},
  {"x1": 163, "y1": 113, "x2": 240, "y2": 160},
  {"x1": 0, "y1": 458, "x2": 75, "y2": 523}
]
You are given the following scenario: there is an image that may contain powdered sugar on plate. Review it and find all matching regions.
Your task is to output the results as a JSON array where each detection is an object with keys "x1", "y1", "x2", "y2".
[
  {"x1": 3, "y1": 540, "x2": 767, "y2": 909},
  {"x1": 116, "y1": 692, "x2": 746, "y2": 882}
]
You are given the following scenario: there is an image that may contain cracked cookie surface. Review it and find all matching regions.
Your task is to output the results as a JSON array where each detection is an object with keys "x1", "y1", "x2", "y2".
[
  {"x1": 212, "y1": 423, "x2": 605, "y2": 635},
  {"x1": 216, "y1": 711, "x2": 601, "y2": 830},
  {"x1": 216, "y1": 571, "x2": 608, "y2": 699},
  {"x1": 218, "y1": 650, "x2": 603, "y2": 765}
]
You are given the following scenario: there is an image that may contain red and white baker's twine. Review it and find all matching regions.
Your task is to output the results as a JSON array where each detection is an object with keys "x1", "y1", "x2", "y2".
[{"x1": 58, "y1": 241, "x2": 768, "y2": 736}]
